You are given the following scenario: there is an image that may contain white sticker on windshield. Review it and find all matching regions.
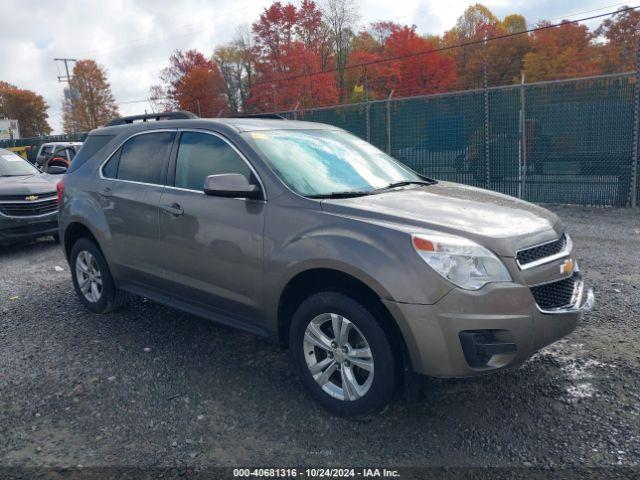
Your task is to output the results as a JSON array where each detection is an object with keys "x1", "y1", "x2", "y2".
[{"x1": 2, "y1": 154, "x2": 22, "y2": 162}]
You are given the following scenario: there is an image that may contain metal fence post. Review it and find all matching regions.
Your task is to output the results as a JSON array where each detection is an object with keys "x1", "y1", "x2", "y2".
[
  {"x1": 293, "y1": 101, "x2": 300, "y2": 121},
  {"x1": 483, "y1": 61, "x2": 490, "y2": 190},
  {"x1": 520, "y1": 72, "x2": 527, "y2": 200},
  {"x1": 364, "y1": 71, "x2": 371, "y2": 143},
  {"x1": 630, "y1": 40, "x2": 640, "y2": 208},
  {"x1": 386, "y1": 90, "x2": 394, "y2": 154}
]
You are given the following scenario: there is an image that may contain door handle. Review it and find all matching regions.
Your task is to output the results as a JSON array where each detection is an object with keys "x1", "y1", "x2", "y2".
[
  {"x1": 161, "y1": 203, "x2": 184, "y2": 217},
  {"x1": 99, "y1": 187, "x2": 112, "y2": 198}
]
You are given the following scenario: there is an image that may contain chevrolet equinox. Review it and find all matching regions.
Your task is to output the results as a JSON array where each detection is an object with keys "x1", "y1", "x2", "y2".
[{"x1": 59, "y1": 111, "x2": 594, "y2": 417}]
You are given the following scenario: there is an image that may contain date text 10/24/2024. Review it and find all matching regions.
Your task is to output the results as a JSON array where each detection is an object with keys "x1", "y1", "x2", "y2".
[{"x1": 233, "y1": 468, "x2": 401, "y2": 478}]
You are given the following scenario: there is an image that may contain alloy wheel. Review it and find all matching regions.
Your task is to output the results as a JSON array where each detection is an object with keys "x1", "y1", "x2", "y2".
[
  {"x1": 75, "y1": 250, "x2": 103, "y2": 303},
  {"x1": 303, "y1": 313, "x2": 374, "y2": 401}
]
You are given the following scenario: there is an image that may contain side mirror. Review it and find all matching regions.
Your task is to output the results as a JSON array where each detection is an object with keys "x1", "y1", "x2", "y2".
[
  {"x1": 203, "y1": 174, "x2": 262, "y2": 200},
  {"x1": 46, "y1": 165, "x2": 68, "y2": 175}
]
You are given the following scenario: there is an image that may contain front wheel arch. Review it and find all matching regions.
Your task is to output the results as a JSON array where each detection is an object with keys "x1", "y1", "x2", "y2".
[{"x1": 277, "y1": 268, "x2": 411, "y2": 373}]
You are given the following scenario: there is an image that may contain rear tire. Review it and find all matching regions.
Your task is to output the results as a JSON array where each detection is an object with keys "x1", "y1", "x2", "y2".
[
  {"x1": 289, "y1": 291, "x2": 399, "y2": 417},
  {"x1": 70, "y1": 238, "x2": 127, "y2": 314}
]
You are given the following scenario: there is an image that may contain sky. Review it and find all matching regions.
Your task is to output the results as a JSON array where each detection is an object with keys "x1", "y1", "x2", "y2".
[{"x1": 0, "y1": 0, "x2": 624, "y2": 133}]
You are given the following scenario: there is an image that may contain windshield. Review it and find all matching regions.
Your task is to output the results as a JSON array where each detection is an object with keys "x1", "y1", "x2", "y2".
[
  {"x1": 0, "y1": 151, "x2": 38, "y2": 176},
  {"x1": 243, "y1": 129, "x2": 423, "y2": 197}
]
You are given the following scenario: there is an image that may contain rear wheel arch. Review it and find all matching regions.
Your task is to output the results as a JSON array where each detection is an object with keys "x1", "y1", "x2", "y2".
[
  {"x1": 63, "y1": 222, "x2": 101, "y2": 260},
  {"x1": 276, "y1": 268, "x2": 411, "y2": 372}
]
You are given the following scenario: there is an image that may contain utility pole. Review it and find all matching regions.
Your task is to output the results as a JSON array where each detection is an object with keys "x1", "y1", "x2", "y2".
[{"x1": 54, "y1": 58, "x2": 78, "y2": 133}]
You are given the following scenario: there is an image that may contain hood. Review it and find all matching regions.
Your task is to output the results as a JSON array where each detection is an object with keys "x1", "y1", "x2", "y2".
[
  {"x1": 321, "y1": 181, "x2": 562, "y2": 257},
  {"x1": 0, "y1": 173, "x2": 59, "y2": 197}
]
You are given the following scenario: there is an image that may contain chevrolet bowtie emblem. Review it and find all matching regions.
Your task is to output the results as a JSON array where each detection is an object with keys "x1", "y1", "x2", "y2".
[
  {"x1": 25, "y1": 195, "x2": 39, "y2": 201},
  {"x1": 560, "y1": 258, "x2": 574, "y2": 275}
]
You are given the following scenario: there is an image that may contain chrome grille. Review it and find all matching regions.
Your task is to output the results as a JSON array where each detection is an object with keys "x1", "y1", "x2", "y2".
[
  {"x1": 0, "y1": 198, "x2": 58, "y2": 217},
  {"x1": 517, "y1": 234, "x2": 567, "y2": 267},
  {"x1": 530, "y1": 272, "x2": 581, "y2": 311}
]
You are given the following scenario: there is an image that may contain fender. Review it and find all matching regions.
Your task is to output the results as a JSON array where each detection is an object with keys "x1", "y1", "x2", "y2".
[
  {"x1": 61, "y1": 189, "x2": 114, "y2": 264},
  {"x1": 262, "y1": 224, "x2": 452, "y2": 330}
]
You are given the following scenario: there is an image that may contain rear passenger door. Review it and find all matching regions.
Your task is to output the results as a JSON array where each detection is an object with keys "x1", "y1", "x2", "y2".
[
  {"x1": 158, "y1": 130, "x2": 266, "y2": 328},
  {"x1": 100, "y1": 130, "x2": 175, "y2": 295}
]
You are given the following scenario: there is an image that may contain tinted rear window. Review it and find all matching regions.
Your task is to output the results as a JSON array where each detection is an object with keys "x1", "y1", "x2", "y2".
[
  {"x1": 68, "y1": 135, "x2": 115, "y2": 173},
  {"x1": 116, "y1": 132, "x2": 174, "y2": 184}
]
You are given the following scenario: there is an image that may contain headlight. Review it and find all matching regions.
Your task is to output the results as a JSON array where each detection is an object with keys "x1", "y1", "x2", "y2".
[{"x1": 411, "y1": 233, "x2": 512, "y2": 290}]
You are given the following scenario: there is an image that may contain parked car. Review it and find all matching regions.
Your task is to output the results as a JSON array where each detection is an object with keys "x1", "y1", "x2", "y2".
[
  {"x1": 58, "y1": 112, "x2": 594, "y2": 417},
  {"x1": 35, "y1": 142, "x2": 83, "y2": 169},
  {"x1": 0, "y1": 148, "x2": 61, "y2": 245}
]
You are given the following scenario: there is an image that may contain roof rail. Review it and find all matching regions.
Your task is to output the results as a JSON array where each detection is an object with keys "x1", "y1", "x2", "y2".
[
  {"x1": 106, "y1": 111, "x2": 198, "y2": 127},
  {"x1": 235, "y1": 113, "x2": 286, "y2": 120}
]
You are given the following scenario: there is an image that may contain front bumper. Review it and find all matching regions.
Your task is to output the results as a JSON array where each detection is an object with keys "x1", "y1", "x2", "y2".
[
  {"x1": 0, "y1": 212, "x2": 58, "y2": 243},
  {"x1": 384, "y1": 280, "x2": 594, "y2": 377}
]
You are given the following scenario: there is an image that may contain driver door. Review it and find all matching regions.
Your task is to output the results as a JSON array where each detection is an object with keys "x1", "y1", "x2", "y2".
[{"x1": 158, "y1": 130, "x2": 266, "y2": 328}]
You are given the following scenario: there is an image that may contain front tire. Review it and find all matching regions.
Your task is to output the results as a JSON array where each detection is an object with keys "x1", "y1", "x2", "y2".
[
  {"x1": 289, "y1": 291, "x2": 399, "y2": 417},
  {"x1": 70, "y1": 238, "x2": 127, "y2": 314}
]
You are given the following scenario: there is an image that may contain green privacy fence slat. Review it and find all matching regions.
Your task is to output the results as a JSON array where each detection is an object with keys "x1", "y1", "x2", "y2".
[
  {"x1": 3, "y1": 73, "x2": 636, "y2": 207},
  {"x1": 281, "y1": 72, "x2": 638, "y2": 207}
]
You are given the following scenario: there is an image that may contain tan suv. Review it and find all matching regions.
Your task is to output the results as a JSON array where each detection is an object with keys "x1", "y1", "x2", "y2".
[{"x1": 58, "y1": 112, "x2": 594, "y2": 416}]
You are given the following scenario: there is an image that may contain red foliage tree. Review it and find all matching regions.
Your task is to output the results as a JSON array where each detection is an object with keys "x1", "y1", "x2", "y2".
[
  {"x1": 596, "y1": 7, "x2": 640, "y2": 73},
  {"x1": 0, "y1": 82, "x2": 51, "y2": 136},
  {"x1": 153, "y1": 50, "x2": 227, "y2": 117},
  {"x1": 249, "y1": 1, "x2": 338, "y2": 111},
  {"x1": 382, "y1": 25, "x2": 457, "y2": 97}
]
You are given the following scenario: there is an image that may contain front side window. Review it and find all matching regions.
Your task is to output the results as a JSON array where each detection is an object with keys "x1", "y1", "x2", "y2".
[
  {"x1": 174, "y1": 132, "x2": 252, "y2": 191},
  {"x1": 111, "y1": 132, "x2": 174, "y2": 184},
  {"x1": 243, "y1": 129, "x2": 422, "y2": 196}
]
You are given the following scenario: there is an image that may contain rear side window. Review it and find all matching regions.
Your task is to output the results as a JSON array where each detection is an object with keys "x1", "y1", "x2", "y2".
[
  {"x1": 68, "y1": 135, "x2": 115, "y2": 173},
  {"x1": 102, "y1": 149, "x2": 120, "y2": 178},
  {"x1": 113, "y1": 132, "x2": 174, "y2": 185},
  {"x1": 40, "y1": 146, "x2": 53, "y2": 155},
  {"x1": 174, "y1": 132, "x2": 252, "y2": 191}
]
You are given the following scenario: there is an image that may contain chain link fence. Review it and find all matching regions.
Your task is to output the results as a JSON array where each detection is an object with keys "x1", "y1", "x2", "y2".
[
  {"x1": 281, "y1": 71, "x2": 640, "y2": 207},
  {"x1": 2, "y1": 72, "x2": 638, "y2": 207}
]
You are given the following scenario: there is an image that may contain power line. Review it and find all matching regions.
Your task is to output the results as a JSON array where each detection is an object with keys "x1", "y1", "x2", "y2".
[{"x1": 248, "y1": 5, "x2": 640, "y2": 88}]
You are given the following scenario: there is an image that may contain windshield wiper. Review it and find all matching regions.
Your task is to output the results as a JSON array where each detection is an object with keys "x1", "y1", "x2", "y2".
[
  {"x1": 307, "y1": 191, "x2": 371, "y2": 199},
  {"x1": 371, "y1": 179, "x2": 436, "y2": 194}
]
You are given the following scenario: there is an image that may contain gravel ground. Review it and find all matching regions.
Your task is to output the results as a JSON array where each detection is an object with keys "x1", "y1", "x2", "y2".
[{"x1": 0, "y1": 206, "x2": 639, "y2": 471}]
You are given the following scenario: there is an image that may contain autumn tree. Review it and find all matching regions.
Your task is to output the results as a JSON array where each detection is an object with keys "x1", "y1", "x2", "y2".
[
  {"x1": 523, "y1": 21, "x2": 601, "y2": 82},
  {"x1": 153, "y1": 50, "x2": 227, "y2": 117},
  {"x1": 214, "y1": 43, "x2": 248, "y2": 113},
  {"x1": 345, "y1": 23, "x2": 456, "y2": 101},
  {"x1": 486, "y1": 14, "x2": 531, "y2": 85},
  {"x1": 443, "y1": 4, "x2": 499, "y2": 89},
  {"x1": 0, "y1": 81, "x2": 51, "y2": 137},
  {"x1": 596, "y1": 6, "x2": 640, "y2": 73},
  {"x1": 323, "y1": 0, "x2": 359, "y2": 101},
  {"x1": 62, "y1": 60, "x2": 119, "y2": 133},
  {"x1": 249, "y1": 1, "x2": 338, "y2": 111}
]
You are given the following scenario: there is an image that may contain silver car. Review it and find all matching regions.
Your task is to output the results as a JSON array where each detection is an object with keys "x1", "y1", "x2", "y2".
[{"x1": 58, "y1": 112, "x2": 594, "y2": 417}]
